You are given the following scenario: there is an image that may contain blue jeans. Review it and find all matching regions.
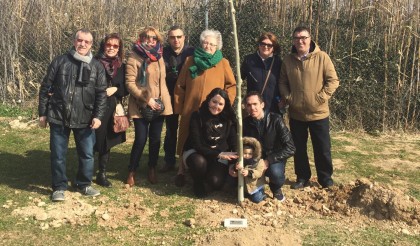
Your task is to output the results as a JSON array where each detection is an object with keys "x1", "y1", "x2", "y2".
[
  {"x1": 129, "y1": 116, "x2": 164, "y2": 171},
  {"x1": 50, "y1": 123, "x2": 95, "y2": 191},
  {"x1": 290, "y1": 117, "x2": 333, "y2": 186},
  {"x1": 163, "y1": 114, "x2": 179, "y2": 166},
  {"x1": 248, "y1": 187, "x2": 266, "y2": 203},
  {"x1": 265, "y1": 160, "x2": 286, "y2": 193}
]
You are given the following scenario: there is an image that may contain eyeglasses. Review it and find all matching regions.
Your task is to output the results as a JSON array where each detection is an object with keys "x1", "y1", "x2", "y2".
[
  {"x1": 105, "y1": 44, "x2": 119, "y2": 49},
  {"x1": 76, "y1": 39, "x2": 92, "y2": 45},
  {"x1": 169, "y1": 35, "x2": 183, "y2": 40},
  {"x1": 293, "y1": 36, "x2": 310, "y2": 41},
  {"x1": 145, "y1": 35, "x2": 158, "y2": 40},
  {"x1": 202, "y1": 41, "x2": 217, "y2": 47},
  {"x1": 259, "y1": 42, "x2": 273, "y2": 48}
]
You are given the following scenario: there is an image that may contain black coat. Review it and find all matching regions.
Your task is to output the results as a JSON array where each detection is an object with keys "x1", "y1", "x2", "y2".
[
  {"x1": 241, "y1": 53, "x2": 282, "y2": 113},
  {"x1": 163, "y1": 44, "x2": 194, "y2": 98},
  {"x1": 183, "y1": 110, "x2": 237, "y2": 160},
  {"x1": 38, "y1": 52, "x2": 107, "y2": 128},
  {"x1": 94, "y1": 64, "x2": 128, "y2": 153},
  {"x1": 243, "y1": 112, "x2": 295, "y2": 165}
]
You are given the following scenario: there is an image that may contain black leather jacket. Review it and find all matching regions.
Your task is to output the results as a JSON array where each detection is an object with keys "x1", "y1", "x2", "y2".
[
  {"x1": 243, "y1": 112, "x2": 295, "y2": 165},
  {"x1": 38, "y1": 52, "x2": 107, "y2": 128}
]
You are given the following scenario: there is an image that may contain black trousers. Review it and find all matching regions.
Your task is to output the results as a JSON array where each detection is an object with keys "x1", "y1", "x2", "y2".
[
  {"x1": 163, "y1": 114, "x2": 179, "y2": 166},
  {"x1": 128, "y1": 116, "x2": 164, "y2": 171},
  {"x1": 186, "y1": 152, "x2": 228, "y2": 190},
  {"x1": 290, "y1": 117, "x2": 333, "y2": 186}
]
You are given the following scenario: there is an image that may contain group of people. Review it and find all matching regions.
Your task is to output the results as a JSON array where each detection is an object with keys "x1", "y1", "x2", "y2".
[{"x1": 38, "y1": 25, "x2": 339, "y2": 203}]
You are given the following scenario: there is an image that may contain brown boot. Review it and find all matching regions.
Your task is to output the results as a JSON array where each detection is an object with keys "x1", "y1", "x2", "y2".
[
  {"x1": 126, "y1": 171, "x2": 135, "y2": 187},
  {"x1": 148, "y1": 168, "x2": 157, "y2": 184}
]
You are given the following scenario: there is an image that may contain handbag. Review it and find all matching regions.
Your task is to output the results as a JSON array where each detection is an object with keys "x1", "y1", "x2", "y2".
[
  {"x1": 139, "y1": 61, "x2": 165, "y2": 121},
  {"x1": 140, "y1": 98, "x2": 165, "y2": 121},
  {"x1": 113, "y1": 102, "x2": 130, "y2": 133}
]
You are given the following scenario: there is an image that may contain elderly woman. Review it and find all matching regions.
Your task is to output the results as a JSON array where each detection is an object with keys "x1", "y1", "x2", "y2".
[
  {"x1": 125, "y1": 27, "x2": 173, "y2": 186},
  {"x1": 241, "y1": 32, "x2": 282, "y2": 114},
  {"x1": 174, "y1": 29, "x2": 237, "y2": 186},
  {"x1": 94, "y1": 33, "x2": 128, "y2": 187}
]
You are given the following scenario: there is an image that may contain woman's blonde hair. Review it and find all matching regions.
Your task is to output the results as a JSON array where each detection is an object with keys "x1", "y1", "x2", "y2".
[{"x1": 138, "y1": 26, "x2": 163, "y2": 43}]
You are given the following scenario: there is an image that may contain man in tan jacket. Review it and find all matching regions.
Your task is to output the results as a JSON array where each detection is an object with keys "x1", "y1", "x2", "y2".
[{"x1": 279, "y1": 26, "x2": 339, "y2": 189}]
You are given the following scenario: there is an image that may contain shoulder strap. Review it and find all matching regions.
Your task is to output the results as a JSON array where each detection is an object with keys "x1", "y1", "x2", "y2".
[{"x1": 260, "y1": 57, "x2": 275, "y2": 94}]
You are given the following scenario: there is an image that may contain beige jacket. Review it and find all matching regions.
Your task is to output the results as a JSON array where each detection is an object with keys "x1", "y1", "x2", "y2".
[
  {"x1": 125, "y1": 51, "x2": 172, "y2": 119},
  {"x1": 279, "y1": 41, "x2": 339, "y2": 121}
]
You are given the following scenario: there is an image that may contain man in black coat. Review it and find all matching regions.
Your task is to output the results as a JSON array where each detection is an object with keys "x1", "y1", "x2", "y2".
[
  {"x1": 241, "y1": 91, "x2": 295, "y2": 201},
  {"x1": 160, "y1": 25, "x2": 194, "y2": 172},
  {"x1": 38, "y1": 28, "x2": 107, "y2": 201}
]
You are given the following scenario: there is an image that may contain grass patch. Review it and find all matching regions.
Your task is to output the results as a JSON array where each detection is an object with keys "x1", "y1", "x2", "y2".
[
  {"x1": 0, "y1": 124, "x2": 419, "y2": 245},
  {"x1": 302, "y1": 222, "x2": 416, "y2": 246},
  {"x1": 0, "y1": 104, "x2": 33, "y2": 118}
]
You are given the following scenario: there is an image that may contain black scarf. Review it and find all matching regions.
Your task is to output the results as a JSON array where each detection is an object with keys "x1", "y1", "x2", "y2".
[{"x1": 97, "y1": 53, "x2": 122, "y2": 80}]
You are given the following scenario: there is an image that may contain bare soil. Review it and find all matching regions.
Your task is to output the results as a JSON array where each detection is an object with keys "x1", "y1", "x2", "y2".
[{"x1": 9, "y1": 178, "x2": 419, "y2": 245}]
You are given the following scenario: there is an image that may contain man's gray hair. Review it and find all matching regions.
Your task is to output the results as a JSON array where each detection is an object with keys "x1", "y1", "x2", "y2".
[
  {"x1": 74, "y1": 28, "x2": 93, "y2": 40},
  {"x1": 200, "y1": 29, "x2": 222, "y2": 50}
]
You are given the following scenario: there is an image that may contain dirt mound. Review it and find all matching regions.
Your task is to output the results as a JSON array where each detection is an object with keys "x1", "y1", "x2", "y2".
[
  {"x1": 284, "y1": 178, "x2": 419, "y2": 225},
  {"x1": 348, "y1": 178, "x2": 419, "y2": 225}
]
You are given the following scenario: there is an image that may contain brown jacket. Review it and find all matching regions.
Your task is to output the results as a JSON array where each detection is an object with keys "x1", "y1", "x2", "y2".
[
  {"x1": 126, "y1": 51, "x2": 172, "y2": 119},
  {"x1": 279, "y1": 41, "x2": 339, "y2": 121},
  {"x1": 174, "y1": 56, "x2": 236, "y2": 155}
]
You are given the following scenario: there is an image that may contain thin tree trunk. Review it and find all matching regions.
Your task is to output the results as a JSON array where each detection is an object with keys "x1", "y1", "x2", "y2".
[
  {"x1": 382, "y1": 29, "x2": 389, "y2": 132},
  {"x1": 228, "y1": 0, "x2": 244, "y2": 203}
]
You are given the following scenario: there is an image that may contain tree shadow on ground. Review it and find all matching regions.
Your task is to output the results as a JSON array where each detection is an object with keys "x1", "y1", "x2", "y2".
[
  {"x1": 0, "y1": 148, "x2": 199, "y2": 197},
  {"x1": 0, "y1": 147, "x2": 239, "y2": 203}
]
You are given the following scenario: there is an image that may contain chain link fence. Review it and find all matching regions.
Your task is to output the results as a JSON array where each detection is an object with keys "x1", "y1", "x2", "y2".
[{"x1": 1, "y1": 0, "x2": 419, "y2": 131}]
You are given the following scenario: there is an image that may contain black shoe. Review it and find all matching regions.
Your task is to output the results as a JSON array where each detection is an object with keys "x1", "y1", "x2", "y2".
[
  {"x1": 321, "y1": 179, "x2": 334, "y2": 189},
  {"x1": 193, "y1": 181, "x2": 207, "y2": 198},
  {"x1": 96, "y1": 172, "x2": 112, "y2": 187},
  {"x1": 273, "y1": 189, "x2": 285, "y2": 202},
  {"x1": 291, "y1": 179, "x2": 310, "y2": 189},
  {"x1": 159, "y1": 163, "x2": 175, "y2": 173}
]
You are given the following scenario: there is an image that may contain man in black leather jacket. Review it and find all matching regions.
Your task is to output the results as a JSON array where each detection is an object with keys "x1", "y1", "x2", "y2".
[
  {"x1": 242, "y1": 91, "x2": 295, "y2": 201},
  {"x1": 38, "y1": 28, "x2": 107, "y2": 202}
]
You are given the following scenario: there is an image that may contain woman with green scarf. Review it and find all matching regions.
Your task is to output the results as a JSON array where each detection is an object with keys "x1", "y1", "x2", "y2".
[{"x1": 173, "y1": 29, "x2": 237, "y2": 186}]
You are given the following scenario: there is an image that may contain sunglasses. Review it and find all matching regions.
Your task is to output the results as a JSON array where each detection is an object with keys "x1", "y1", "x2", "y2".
[
  {"x1": 105, "y1": 43, "x2": 119, "y2": 49},
  {"x1": 259, "y1": 42, "x2": 273, "y2": 48},
  {"x1": 76, "y1": 39, "x2": 92, "y2": 45},
  {"x1": 169, "y1": 35, "x2": 183, "y2": 40},
  {"x1": 293, "y1": 36, "x2": 310, "y2": 41},
  {"x1": 145, "y1": 35, "x2": 158, "y2": 40}
]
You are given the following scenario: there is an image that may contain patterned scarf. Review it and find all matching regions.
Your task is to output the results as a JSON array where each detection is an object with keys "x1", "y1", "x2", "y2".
[
  {"x1": 189, "y1": 47, "x2": 223, "y2": 79},
  {"x1": 133, "y1": 41, "x2": 162, "y2": 62},
  {"x1": 97, "y1": 53, "x2": 122, "y2": 79}
]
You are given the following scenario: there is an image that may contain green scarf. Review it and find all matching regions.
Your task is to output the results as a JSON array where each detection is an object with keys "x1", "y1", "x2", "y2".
[{"x1": 189, "y1": 48, "x2": 223, "y2": 79}]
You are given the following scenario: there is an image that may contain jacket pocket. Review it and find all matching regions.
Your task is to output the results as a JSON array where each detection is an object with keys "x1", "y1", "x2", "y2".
[
  {"x1": 315, "y1": 92, "x2": 326, "y2": 105},
  {"x1": 81, "y1": 85, "x2": 95, "y2": 111}
]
